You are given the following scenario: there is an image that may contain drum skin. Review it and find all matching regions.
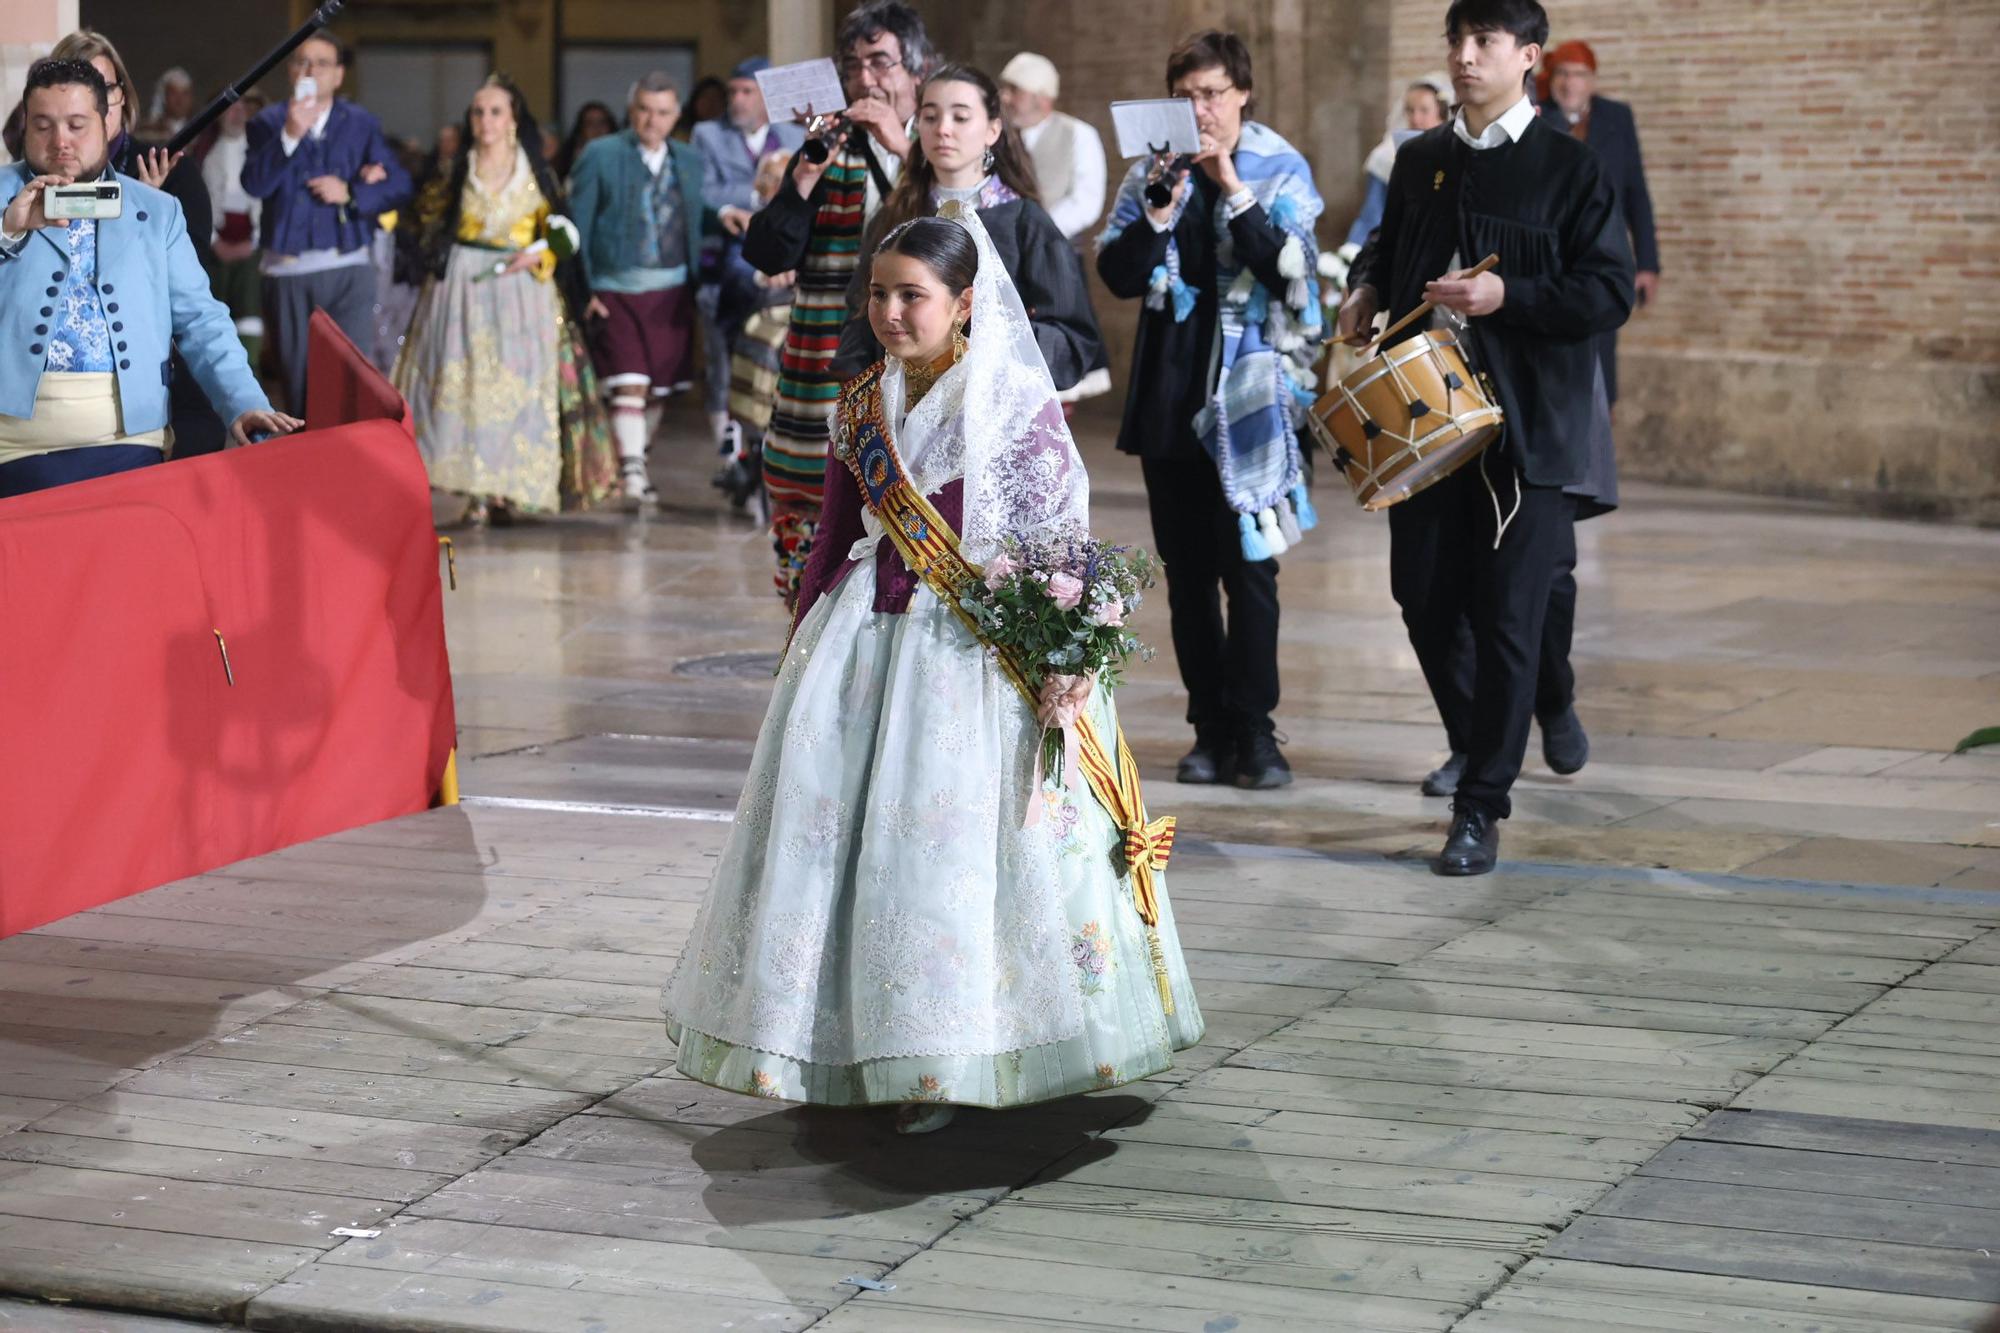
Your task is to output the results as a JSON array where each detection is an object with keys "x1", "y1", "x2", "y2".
[{"x1": 1307, "y1": 330, "x2": 1504, "y2": 511}]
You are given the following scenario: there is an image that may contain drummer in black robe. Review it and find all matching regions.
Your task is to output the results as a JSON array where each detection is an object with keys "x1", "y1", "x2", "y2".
[{"x1": 1339, "y1": 0, "x2": 1633, "y2": 876}]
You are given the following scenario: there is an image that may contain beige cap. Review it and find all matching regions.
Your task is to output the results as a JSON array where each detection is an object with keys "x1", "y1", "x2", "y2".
[{"x1": 1000, "y1": 52, "x2": 1060, "y2": 100}]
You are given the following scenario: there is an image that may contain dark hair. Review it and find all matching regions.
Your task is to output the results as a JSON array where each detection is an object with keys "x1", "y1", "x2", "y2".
[
  {"x1": 689, "y1": 76, "x2": 726, "y2": 117},
  {"x1": 22, "y1": 57, "x2": 109, "y2": 118},
  {"x1": 48, "y1": 30, "x2": 138, "y2": 126},
  {"x1": 873, "y1": 63, "x2": 1040, "y2": 238},
  {"x1": 873, "y1": 216, "x2": 979, "y2": 296},
  {"x1": 427, "y1": 77, "x2": 565, "y2": 278},
  {"x1": 555, "y1": 100, "x2": 616, "y2": 178},
  {"x1": 1444, "y1": 0, "x2": 1550, "y2": 49},
  {"x1": 301, "y1": 30, "x2": 351, "y2": 69},
  {"x1": 1166, "y1": 30, "x2": 1255, "y2": 117},
  {"x1": 838, "y1": 0, "x2": 934, "y2": 78}
]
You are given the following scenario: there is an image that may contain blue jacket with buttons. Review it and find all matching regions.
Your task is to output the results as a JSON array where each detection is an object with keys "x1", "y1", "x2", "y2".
[{"x1": 0, "y1": 164, "x2": 270, "y2": 428}]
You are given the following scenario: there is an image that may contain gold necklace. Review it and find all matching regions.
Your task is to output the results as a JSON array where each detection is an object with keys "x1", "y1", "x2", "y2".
[{"x1": 902, "y1": 343, "x2": 960, "y2": 406}]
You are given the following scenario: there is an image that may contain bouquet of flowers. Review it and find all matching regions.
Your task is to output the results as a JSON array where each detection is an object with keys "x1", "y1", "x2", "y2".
[{"x1": 958, "y1": 534, "x2": 1156, "y2": 793}]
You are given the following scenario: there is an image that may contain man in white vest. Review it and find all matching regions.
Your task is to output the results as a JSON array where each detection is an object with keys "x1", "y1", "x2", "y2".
[
  {"x1": 999, "y1": 53, "x2": 1107, "y2": 243},
  {"x1": 1000, "y1": 51, "x2": 1113, "y2": 407}
]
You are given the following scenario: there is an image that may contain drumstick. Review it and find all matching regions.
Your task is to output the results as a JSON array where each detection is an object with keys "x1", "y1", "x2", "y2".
[{"x1": 1361, "y1": 253, "x2": 1500, "y2": 356}]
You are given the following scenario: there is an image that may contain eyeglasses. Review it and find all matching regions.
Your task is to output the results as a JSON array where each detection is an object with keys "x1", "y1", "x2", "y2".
[
  {"x1": 839, "y1": 52, "x2": 902, "y2": 77},
  {"x1": 1176, "y1": 84, "x2": 1237, "y2": 106},
  {"x1": 290, "y1": 57, "x2": 339, "y2": 72}
]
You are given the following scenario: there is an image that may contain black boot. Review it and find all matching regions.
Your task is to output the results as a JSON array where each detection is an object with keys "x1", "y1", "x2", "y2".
[
  {"x1": 1435, "y1": 802, "x2": 1499, "y2": 877},
  {"x1": 1234, "y1": 726, "x2": 1293, "y2": 790},
  {"x1": 1176, "y1": 727, "x2": 1237, "y2": 785},
  {"x1": 1422, "y1": 750, "x2": 1466, "y2": 797},
  {"x1": 1540, "y1": 707, "x2": 1589, "y2": 775}
]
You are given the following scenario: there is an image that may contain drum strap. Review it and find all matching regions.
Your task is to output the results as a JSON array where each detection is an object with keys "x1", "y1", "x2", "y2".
[
  {"x1": 834, "y1": 363, "x2": 1179, "y2": 1014},
  {"x1": 1478, "y1": 446, "x2": 1524, "y2": 549}
]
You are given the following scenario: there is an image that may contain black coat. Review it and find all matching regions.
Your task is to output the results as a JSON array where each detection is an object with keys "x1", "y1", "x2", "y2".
[
  {"x1": 1542, "y1": 94, "x2": 1657, "y2": 405},
  {"x1": 839, "y1": 196, "x2": 1105, "y2": 391},
  {"x1": 1348, "y1": 118, "x2": 1634, "y2": 489},
  {"x1": 1546, "y1": 95, "x2": 1658, "y2": 274},
  {"x1": 1096, "y1": 172, "x2": 1294, "y2": 460},
  {"x1": 110, "y1": 134, "x2": 225, "y2": 456}
]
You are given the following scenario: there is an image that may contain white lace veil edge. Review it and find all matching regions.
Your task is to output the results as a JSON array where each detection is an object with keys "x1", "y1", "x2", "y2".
[{"x1": 890, "y1": 206, "x2": 1091, "y2": 565}]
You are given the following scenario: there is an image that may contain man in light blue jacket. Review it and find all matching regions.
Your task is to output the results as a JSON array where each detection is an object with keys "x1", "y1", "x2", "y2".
[
  {"x1": 691, "y1": 57, "x2": 805, "y2": 451},
  {"x1": 0, "y1": 59, "x2": 297, "y2": 498}
]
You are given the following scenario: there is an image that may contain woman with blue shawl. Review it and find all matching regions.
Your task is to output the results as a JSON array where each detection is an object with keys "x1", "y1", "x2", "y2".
[{"x1": 1096, "y1": 30, "x2": 1324, "y2": 793}]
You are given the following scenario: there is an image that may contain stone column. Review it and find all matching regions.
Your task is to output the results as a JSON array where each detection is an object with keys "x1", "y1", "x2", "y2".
[
  {"x1": 0, "y1": 0, "x2": 77, "y2": 163},
  {"x1": 767, "y1": 0, "x2": 832, "y2": 68}
]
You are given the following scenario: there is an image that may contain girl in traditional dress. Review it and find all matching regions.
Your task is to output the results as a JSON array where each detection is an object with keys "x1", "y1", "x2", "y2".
[
  {"x1": 843, "y1": 62, "x2": 1105, "y2": 396},
  {"x1": 663, "y1": 213, "x2": 1203, "y2": 1134},
  {"x1": 396, "y1": 76, "x2": 615, "y2": 523}
]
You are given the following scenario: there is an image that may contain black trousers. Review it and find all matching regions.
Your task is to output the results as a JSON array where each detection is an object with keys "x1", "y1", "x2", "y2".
[
  {"x1": 1390, "y1": 463, "x2": 1574, "y2": 819},
  {"x1": 1439, "y1": 492, "x2": 1582, "y2": 752},
  {"x1": 1140, "y1": 455, "x2": 1281, "y2": 736}
]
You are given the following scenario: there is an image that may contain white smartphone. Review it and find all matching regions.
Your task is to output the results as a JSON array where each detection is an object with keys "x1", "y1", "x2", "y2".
[
  {"x1": 294, "y1": 76, "x2": 317, "y2": 103},
  {"x1": 45, "y1": 180, "x2": 123, "y2": 220}
]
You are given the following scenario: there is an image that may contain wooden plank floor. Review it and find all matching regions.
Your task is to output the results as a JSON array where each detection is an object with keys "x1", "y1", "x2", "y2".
[
  {"x1": 1524, "y1": 937, "x2": 2000, "y2": 1316},
  {"x1": 4, "y1": 433, "x2": 1998, "y2": 1330},
  {"x1": 1, "y1": 801, "x2": 1997, "y2": 1330}
]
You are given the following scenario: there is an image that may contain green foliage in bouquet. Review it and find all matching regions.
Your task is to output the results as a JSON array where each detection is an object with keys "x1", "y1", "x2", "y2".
[{"x1": 956, "y1": 535, "x2": 1158, "y2": 694}]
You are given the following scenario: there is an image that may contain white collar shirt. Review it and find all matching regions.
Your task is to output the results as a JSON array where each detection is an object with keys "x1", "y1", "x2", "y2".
[
  {"x1": 1434, "y1": 93, "x2": 1535, "y2": 333},
  {"x1": 279, "y1": 102, "x2": 335, "y2": 155},
  {"x1": 1450, "y1": 92, "x2": 1536, "y2": 151}
]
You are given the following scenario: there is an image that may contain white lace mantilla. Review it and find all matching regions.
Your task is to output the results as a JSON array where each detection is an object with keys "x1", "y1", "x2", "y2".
[{"x1": 834, "y1": 205, "x2": 1089, "y2": 567}]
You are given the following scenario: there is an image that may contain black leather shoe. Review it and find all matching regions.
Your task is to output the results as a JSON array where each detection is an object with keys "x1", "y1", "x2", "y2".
[
  {"x1": 1422, "y1": 751, "x2": 1466, "y2": 797},
  {"x1": 1435, "y1": 804, "x2": 1499, "y2": 877},
  {"x1": 1234, "y1": 728, "x2": 1293, "y2": 790},
  {"x1": 1541, "y1": 707, "x2": 1590, "y2": 775},
  {"x1": 1176, "y1": 731, "x2": 1236, "y2": 785}
]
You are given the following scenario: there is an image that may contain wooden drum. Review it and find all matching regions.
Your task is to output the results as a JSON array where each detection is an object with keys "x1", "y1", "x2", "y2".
[{"x1": 1306, "y1": 329, "x2": 1503, "y2": 511}]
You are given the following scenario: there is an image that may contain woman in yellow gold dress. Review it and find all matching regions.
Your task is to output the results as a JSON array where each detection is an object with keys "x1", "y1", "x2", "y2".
[{"x1": 397, "y1": 75, "x2": 614, "y2": 521}]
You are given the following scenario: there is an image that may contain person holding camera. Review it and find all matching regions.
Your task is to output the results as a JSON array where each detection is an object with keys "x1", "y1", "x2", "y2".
[
  {"x1": 0, "y1": 60, "x2": 296, "y2": 498},
  {"x1": 241, "y1": 33, "x2": 411, "y2": 416},
  {"x1": 1096, "y1": 30, "x2": 1325, "y2": 793}
]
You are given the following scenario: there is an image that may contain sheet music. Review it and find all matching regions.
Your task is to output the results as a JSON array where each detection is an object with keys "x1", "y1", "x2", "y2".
[
  {"x1": 1110, "y1": 99, "x2": 1201, "y2": 159},
  {"x1": 756, "y1": 58, "x2": 849, "y2": 123}
]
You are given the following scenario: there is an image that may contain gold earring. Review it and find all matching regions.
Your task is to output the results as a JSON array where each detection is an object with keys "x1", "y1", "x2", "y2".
[{"x1": 951, "y1": 320, "x2": 968, "y2": 362}]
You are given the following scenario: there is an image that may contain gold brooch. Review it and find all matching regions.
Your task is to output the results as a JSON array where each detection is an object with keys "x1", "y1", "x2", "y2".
[
  {"x1": 936, "y1": 198, "x2": 966, "y2": 220},
  {"x1": 1433, "y1": 170, "x2": 1445, "y2": 191}
]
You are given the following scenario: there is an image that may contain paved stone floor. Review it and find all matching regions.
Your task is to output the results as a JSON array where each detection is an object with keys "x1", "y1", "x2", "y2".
[{"x1": 1, "y1": 407, "x2": 1998, "y2": 1331}]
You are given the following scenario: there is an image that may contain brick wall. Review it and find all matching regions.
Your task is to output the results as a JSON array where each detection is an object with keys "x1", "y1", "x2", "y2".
[
  {"x1": 926, "y1": 0, "x2": 1385, "y2": 419},
  {"x1": 930, "y1": 0, "x2": 2000, "y2": 518},
  {"x1": 1385, "y1": 0, "x2": 2000, "y2": 518}
]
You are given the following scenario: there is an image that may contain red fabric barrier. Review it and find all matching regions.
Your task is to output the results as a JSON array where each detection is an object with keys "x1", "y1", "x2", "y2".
[{"x1": 0, "y1": 314, "x2": 455, "y2": 937}]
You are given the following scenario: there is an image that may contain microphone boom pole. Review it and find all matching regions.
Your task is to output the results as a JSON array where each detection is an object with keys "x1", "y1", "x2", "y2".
[{"x1": 166, "y1": 0, "x2": 349, "y2": 155}]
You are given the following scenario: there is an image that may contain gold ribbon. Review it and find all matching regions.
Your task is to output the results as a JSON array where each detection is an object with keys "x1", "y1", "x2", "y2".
[{"x1": 836, "y1": 365, "x2": 1178, "y2": 1015}]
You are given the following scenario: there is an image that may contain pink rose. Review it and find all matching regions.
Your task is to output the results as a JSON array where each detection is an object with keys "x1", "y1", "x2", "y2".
[
  {"x1": 1047, "y1": 571, "x2": 1085, "y2": 610},
  {"x1": 983, "y1": 552, "x2": 1018, "y2": 590},
  {"x1": 1086, "y1": 596, "x2": 1125, "y2": 627}
]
